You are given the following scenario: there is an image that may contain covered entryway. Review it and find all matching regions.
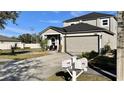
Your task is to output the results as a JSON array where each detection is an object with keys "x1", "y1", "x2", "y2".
[
  {"x1": 65, "y1": 35, "x2": 99, "y2": 55},
  {"x1": 45, "y1": 34, "x2": 61, "y2": 51}
]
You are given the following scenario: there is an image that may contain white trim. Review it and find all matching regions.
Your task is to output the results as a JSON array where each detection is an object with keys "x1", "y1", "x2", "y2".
[
  {"x1": 64, "y1": 32, "x2": 101, "y2": 36},
  {"x1": 43, "y1": 33, "x2": 61, "y2": 35}
]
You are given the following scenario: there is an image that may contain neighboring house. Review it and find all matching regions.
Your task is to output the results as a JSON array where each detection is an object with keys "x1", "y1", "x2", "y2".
[
  {"x1": 0, "y1": 35, "x2": 21, "y2": 50},
  {"x1": 40, "y1": 12, "x2": 117, "y2": 55}
]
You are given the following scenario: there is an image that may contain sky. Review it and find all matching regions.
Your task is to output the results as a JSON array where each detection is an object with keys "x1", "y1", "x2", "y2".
[{"x1": 0, "y1": 11, "x2": 117, "y2": 37}]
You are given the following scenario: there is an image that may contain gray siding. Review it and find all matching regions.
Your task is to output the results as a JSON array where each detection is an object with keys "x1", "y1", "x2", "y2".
[
  {"x1": 101, "y1": 32, "x2": 116, "y2": 49},
  {"x1": 83, "y1": 20, "x2": 97, "y2": 26},
  {"x1": 66, "y1": 36, "x2": 98, "y2": 55},
  {"x1": 64, "y1": 17, "x2": 117, "y2": 34}
]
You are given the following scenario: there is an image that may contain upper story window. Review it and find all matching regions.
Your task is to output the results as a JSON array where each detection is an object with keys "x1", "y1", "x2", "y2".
[{"x1": 101, "y1": 18, "x2": 109, "y2": 26}]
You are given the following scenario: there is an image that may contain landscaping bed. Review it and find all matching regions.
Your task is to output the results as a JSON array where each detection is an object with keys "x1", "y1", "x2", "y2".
[
  {"x1": 78, "y1": 47, "x2": 116, "y2": 77},
  {"x1": 89, "y1": 56, "x2": 116, "y2": 75}
]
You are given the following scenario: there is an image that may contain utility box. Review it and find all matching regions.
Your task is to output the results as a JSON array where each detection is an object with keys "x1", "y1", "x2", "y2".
[
  {"x1": 75, "y1": 58, "x2": 88, "y2": 70},
  {"x1": 62, "y1": 59, "x2": 72, "y2": 68}
]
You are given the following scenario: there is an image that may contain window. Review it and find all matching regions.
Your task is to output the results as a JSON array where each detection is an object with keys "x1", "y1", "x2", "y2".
[
  {"x1": 101, "y1": 19, "x2": 109, "y2": 26},
  {"x1": 102, "y1": 20, "x2": 108, "y2": 25}
]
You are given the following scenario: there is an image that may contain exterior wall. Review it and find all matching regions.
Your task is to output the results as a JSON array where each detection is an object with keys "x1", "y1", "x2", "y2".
[
  {"x1": 97, "y1": 17, "x2": 117, "y2": 32},
  {"x1": 83, "y1": 20, "x2": 97, "y2": 26},
  {"x1": 97, "y1": 18, "x2": 110, "y2": 30},
  {"x1": 101, "y1": 32, "x2": 116, "y2": 49},
  {"x1": 66, "y1": 35, "x2": 98, "y2": 55},
  {"x1": 64, "y1": 17, "x2": 117, "y2": 34}
]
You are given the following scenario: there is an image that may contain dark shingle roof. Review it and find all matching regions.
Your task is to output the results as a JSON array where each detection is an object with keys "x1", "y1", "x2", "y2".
[
  {"x1": 0, "y1": 35, "x2": 20, "y2": 42},
  {"x1": 63, "y1": 23, "x2": 114, "y2": 35},
  {"x1": 40, "y1": 26, "x2": 65, "y2": 35},
  {"x1": 41, "y1": 23, "x2": 114, "y2": 35},
  {"x1": 64, "y1": 12, "x2": 114, "y2": 22}
]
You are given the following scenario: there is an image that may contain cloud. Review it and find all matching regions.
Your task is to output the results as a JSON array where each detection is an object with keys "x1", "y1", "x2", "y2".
[
  {"x1": 40, "y1": 20, "x2": 62, "y2": 23},
  {"x1": 5, "y1": 26, "x2": 35, "y2": 34}
]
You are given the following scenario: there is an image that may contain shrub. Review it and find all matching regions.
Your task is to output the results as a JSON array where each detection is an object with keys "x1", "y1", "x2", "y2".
[
  {"x1": 24, "y1": 47, "x2": 30, "y2": 49},
  {"x1": 89, "y1": 51, "x2": 99, "y2": 59},
  {"x1": 81, "y1": 51, "x2": 98, "y2": 59},
  {"x1": 81, "y1": 52, "x2": 90, "y2": 59},
  {"x1": 40, "y1": 39, "x2": 48, "y2": 51},
  {"x1": 101, "y1": 45, "x2": 111, "y2": 55},
  {"x1": 111, "y1": 49, "x2": 117, "y2": 64},
  {"x1": 16, "y1": 47, "x2": 21, "y2": 49}
]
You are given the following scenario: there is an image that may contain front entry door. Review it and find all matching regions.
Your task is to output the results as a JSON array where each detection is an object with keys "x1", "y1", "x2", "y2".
[{"x1": 49, "y1": 37, "x2": 57, "y2": 51}]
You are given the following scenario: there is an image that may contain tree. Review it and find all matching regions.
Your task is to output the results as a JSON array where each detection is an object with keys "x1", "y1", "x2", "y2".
[
  {"x1": 18, "y1": 33, "x2": 40, "y2": 43},
  {"x1": 117, "y1": 11, "x2": 124, "y2": 80},
  {"x1": 0, "y1": 11, "x2": 20, "y2": 55},
  {"x1": 18, "y1": 33, "x2": 32, "y2": 43},
  {"x1": 0, "y1": 11, "x2": 20, "y2": 29}
]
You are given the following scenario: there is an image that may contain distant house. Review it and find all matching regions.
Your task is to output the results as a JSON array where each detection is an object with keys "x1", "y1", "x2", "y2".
[
  {"x1": 40, "y1": 12, "x2": 117, "y2": 55},
  {"x1": 0, "y1": 35, "x2": 21, "y2": 50}
]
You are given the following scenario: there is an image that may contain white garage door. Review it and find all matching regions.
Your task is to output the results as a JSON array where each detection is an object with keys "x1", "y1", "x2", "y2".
[{"x1": 66, "y1": 36, "x2": 98, "y2": 55}]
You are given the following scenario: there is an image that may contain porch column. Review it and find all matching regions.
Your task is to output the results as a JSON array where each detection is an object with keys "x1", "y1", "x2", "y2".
[
  {"x1": 56, "y1": 39, "x2": 59, "y2": 51},
  {"x1": 60, "y1": 34, "x2": 65, "y2": 52},
  {"x1": 48, "y1": 39, "x2": 51, "y2": 47},
  {"x1": 98, "y1": 33, "x2": 102, "y2": 55}
]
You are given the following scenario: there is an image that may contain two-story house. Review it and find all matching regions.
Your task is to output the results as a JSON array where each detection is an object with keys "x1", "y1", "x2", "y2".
[{"x1": 40, "y1": 12, "x2": 117, "y2": 55}]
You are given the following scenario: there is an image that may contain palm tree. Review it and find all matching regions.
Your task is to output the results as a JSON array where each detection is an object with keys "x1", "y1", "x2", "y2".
[{"x1": 117, "y1": 11, "x2": 124, "y2": 80}]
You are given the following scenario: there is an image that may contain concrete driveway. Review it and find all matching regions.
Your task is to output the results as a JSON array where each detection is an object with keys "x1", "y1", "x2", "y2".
[
  {"x1": 0, "y1": 52, "x2": 107, "y2": 81},
  {"x1": 0, "y1": 53, "x2": 71, "y2": 80}
]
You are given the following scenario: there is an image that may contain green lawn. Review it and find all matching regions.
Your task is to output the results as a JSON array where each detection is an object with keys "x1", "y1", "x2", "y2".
[
  {"x1": 0, "y1": 49, "x2": 48, "y2": 60},
  {"x1": 47, "y1": 73, "x2": 111, "y2": 81}
]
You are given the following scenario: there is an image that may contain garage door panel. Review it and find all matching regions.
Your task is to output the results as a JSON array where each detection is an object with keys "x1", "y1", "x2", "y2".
[{"x1": 66, "y1": 36, "x2": 98, "y2": 54}]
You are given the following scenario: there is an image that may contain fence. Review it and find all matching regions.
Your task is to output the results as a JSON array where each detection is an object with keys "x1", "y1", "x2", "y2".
[{"x1": 0, "y1": 42, "x2": 40, "y2": 50}]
